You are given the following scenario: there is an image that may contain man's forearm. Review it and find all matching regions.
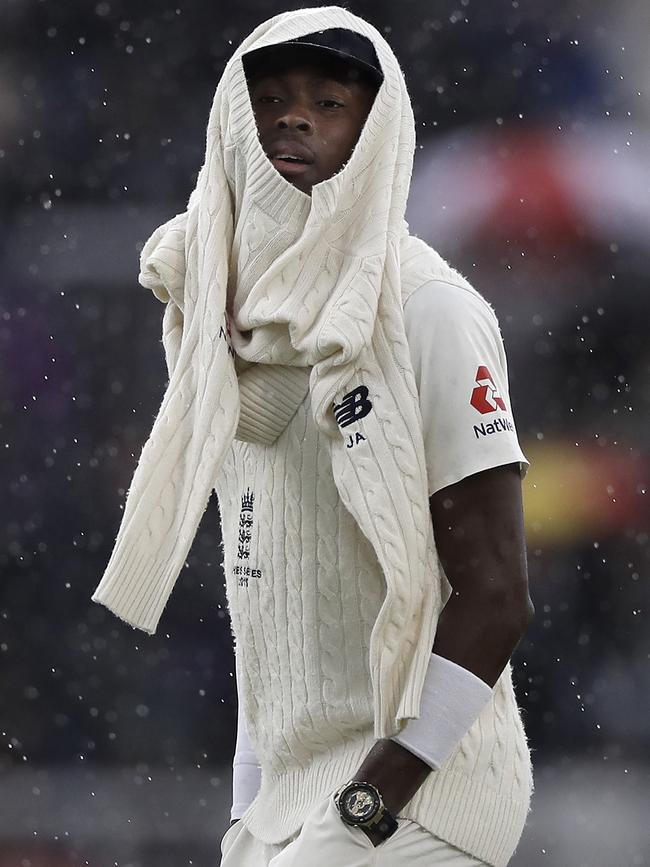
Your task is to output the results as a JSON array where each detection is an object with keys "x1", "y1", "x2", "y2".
[{"x1": 432, "y1": 589, "x2": 532, "y2": 687}]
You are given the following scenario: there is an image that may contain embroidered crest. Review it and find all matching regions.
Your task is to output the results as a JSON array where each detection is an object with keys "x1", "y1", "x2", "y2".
[{"x1": 233, "y1": 487, "x2": 262, "y2": 587}]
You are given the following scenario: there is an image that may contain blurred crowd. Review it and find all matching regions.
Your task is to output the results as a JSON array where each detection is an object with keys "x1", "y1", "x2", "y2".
[{"x1": 1, "y1": 0, "x2": 648, "y2": 864}]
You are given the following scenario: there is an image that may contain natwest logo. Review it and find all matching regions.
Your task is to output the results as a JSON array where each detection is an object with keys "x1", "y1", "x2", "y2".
[{"x1": 470, "y1": 366, "x2": 506, "y2": 414}]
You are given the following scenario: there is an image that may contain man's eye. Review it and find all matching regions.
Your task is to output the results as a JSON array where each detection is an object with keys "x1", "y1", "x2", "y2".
[{"x1": 320, "y1": 99, "x2": 344, "y2": 108}]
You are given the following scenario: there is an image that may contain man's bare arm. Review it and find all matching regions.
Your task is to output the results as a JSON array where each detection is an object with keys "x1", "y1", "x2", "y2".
[
  {"x1": 353, "y1": 463, "x2": 534, "y2": 843},
  {"x1": 429, "y1": 461, "x2": 534, "y2": 684}
]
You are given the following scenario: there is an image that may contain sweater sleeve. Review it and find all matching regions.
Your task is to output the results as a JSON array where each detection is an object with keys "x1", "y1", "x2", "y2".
[{"x1": 161, "y1": 299, "x2": 184, "y2": 381}]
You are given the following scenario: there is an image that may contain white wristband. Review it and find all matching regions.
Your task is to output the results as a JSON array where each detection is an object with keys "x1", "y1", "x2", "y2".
[
  {"x1": 391, "y1": 652, "x2": 493, "y2": 771},
  {"x1": 231, "y1": 703, "x2": 261, "y2": 821}
]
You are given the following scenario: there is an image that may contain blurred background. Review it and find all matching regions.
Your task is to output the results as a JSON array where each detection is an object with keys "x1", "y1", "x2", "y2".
[{"x1": 1, "y1": 0, "x2": 648, "y2": 864}]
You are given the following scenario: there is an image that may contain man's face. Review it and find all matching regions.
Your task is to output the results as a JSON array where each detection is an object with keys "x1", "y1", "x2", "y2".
[{"x1": 247, "y1": 60, "x2": 377, "y2": 195}]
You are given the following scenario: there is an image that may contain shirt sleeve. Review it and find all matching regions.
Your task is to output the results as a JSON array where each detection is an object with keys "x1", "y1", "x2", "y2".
[{"x1": 403, "y1": 279, "x2": 529, "y2": 497}]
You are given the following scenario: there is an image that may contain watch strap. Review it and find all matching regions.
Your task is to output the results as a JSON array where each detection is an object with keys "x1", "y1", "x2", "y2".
[{"x1": 366, "y1": 806, "x2": 399, "y2": 839}]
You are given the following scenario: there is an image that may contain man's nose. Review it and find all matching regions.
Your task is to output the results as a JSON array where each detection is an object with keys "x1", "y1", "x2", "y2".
[{"x1": 276, "y1": 109, "x2": 313, "y2": 133}]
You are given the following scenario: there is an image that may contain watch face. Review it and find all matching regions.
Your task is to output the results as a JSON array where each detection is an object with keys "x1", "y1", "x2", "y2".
[{"x1": 341, "y1": 784, "x2": 379, "y2": 822}]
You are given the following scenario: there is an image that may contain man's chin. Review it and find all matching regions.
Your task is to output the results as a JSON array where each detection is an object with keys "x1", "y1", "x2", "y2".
[
  {"x1": 272, "y1": 164, "x2": 317, "y2": 195},
  {"x1": 285, "y1": 176, "x2": 313, "y2": 195}
]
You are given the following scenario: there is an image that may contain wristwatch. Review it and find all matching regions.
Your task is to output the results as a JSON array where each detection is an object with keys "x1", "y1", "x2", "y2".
[{"x1": 333, "y1": 780, "x2": 399, "y2": 843}]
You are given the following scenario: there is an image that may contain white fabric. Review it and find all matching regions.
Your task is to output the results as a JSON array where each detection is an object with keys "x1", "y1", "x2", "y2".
[
  {"x1": 90, "y1": 2, "x2": 482, "y2": 742},
  {"x1": 228, "y1": 278, "x2": 529, "y2": 820},
  {"x1": 391, "y1": 653, "x2": 494, "y2": 771},
  {"x1": 216, "y1": 298, "x2": 532, "y2": 865},
  {"x1": 403, "y1": 280, "x2": 529, "y2": 496},
  {"x1": 221, "y1": 794, "x2": 487, "y2": 866},
  {"x1": 232, "y1": 698, "x2": 261, "y2": 821}
]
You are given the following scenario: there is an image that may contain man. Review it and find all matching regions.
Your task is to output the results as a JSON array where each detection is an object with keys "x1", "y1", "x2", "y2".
[{"x1": 91, "y1": 8, "x2": 534, "y2": 867}]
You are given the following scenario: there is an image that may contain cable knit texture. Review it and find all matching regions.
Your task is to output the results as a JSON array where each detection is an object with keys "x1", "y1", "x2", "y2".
[
  {"x1": 215, "y1": 390, "x2": 533, "y2": 867},
  {"x1": 90, "y1": 7, "x2": 533, "y2": 864}
]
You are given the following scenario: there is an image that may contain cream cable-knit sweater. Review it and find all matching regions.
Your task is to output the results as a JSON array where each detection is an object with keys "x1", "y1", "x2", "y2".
[
  {"x1": 91, "y1": 6, "x2": 532, "y2": 864},
  {"x1": 93, "y1": 3, "x2": 453, "y2": 738},
  {"x1": 216, "y1": 278, "x2": 532, "y2": 867}
]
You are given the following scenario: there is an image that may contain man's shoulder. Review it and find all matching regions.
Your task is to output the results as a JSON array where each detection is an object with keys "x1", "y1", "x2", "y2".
[{"x1": 403, "y1": 277, "x2": 498, "y2": 331}]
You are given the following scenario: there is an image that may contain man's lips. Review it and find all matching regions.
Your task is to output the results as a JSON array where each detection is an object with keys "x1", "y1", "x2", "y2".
[
  {"x1": 265, "y1": 139, "x2": 315, "y2": 175},
  {"x1": 270, "y1": 157, "x2": 312, "y2": 176}
]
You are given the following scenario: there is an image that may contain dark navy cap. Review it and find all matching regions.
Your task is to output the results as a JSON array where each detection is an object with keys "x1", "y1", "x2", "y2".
[{"x1": 243, "y1": 28, "x2": 384, "y2": 88}]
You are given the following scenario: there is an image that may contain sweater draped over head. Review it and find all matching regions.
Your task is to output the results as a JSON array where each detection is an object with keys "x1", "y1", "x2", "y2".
[{"x1": 93, "y1": 4, "x2": 466, "y2": 738}]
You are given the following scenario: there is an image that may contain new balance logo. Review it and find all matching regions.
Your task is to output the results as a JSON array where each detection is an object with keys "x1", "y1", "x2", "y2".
[{"x1": 333, "y1": 385, "x2": 373, "y2": 429}]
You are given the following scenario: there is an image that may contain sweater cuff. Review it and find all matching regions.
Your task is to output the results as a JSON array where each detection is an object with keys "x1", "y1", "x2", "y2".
[{"x1": 235, "y1": 365, "x2": 311, "y2": 445}]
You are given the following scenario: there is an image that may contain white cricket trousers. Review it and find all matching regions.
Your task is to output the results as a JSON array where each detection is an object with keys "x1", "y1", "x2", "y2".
[{"x1": 220, "y1": 794, "x2": 488, "y2": 866}]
